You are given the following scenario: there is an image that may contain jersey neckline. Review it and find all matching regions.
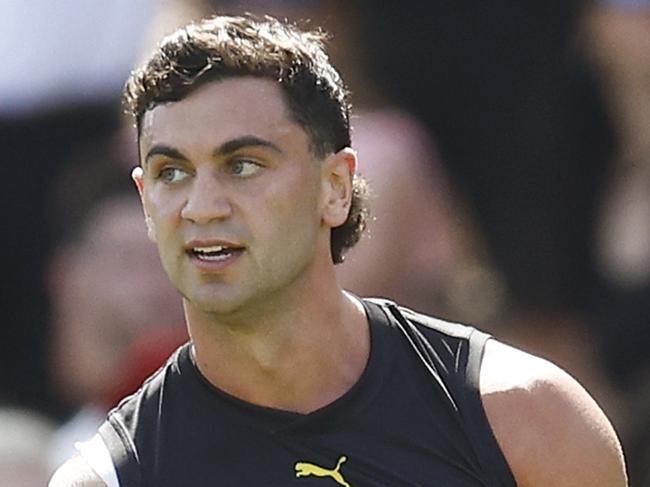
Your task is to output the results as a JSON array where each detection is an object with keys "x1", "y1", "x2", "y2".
[{"x1": 178, "y1": 297, "x2": 396, "y2": 432}]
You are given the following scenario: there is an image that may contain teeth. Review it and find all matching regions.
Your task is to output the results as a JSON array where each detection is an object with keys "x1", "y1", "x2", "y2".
[
  {"x1": 196, "y1": 252, "x2": 231, "y2": 262},
  {"x1": 190, "y1": 245, "x2": 240, "y2": 262},
  {"x1": 193, "y1": 245, "x2": 225, "y2": 253}
]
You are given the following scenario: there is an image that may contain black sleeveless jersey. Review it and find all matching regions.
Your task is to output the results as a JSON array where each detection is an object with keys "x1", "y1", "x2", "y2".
[{"x1": 99, "y1": 299, "x2": 517, "y2": 486}]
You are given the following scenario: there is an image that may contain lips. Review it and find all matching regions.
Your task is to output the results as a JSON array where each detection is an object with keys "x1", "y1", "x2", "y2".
[
  {"x1": 185, "y1": 241, "x2": 245, "y2": 268},
  {"x1": 191, "y1": 245, "x2": 240, "y2": 262}
]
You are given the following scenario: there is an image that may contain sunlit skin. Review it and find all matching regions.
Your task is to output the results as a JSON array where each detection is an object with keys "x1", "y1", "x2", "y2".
[{"x1": 133, "y1": 77, "x2": 369, "y2": 413}]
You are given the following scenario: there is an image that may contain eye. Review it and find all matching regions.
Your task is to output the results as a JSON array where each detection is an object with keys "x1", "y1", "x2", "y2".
[
  {"x1": 228, "y1": 159, "x2": 262, "y2": 177},
  {"x1": 157, "y1": 166, "x2": 189, "y2": 184}
]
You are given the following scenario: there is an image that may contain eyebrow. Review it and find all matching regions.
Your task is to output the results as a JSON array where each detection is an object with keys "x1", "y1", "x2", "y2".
[
  {"x1": 213, "y1": 136, "x2": 284, "y2": 157},
  {"x1": 144, "y1": 145, "x2": 187, "y2": 166},
  {"x1": 144, "y1": 135, "x2": 283, "y2": 166}
]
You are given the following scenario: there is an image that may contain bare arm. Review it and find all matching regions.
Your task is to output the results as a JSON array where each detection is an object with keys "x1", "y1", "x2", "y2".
[
  {"x1": 480, "y1": 339, "x2": 628, "y2": 487},
  {"x1": 49, "y1": 454, "x2": 108, "y2": 487}
]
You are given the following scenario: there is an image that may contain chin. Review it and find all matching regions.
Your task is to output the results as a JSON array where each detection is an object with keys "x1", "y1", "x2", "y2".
[{"x1": 184, "y1": 287, "x2": 253, "y2": 316}]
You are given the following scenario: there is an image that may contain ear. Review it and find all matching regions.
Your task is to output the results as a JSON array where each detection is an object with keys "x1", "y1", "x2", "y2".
[
  {"x1": 131, "y1": 166, "x2": 156, "y2": 243},
  {"x1": 321, "y1": 148, "x2": 357, "y2": 228}
]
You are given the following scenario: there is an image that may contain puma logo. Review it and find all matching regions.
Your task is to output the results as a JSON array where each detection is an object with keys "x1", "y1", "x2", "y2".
[{"x1": 294, "y1": 455, "x2": 351, "y2": 486}]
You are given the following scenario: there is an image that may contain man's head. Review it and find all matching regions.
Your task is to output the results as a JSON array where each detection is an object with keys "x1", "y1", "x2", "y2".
[{"x1": 125, "y1": 14, "x2": 368, "y2": 264}]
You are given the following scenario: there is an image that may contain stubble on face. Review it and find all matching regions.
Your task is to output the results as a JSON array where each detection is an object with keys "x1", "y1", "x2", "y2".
[{"x1": 137, "y1": 77, "x2": 331, "y2": 323}]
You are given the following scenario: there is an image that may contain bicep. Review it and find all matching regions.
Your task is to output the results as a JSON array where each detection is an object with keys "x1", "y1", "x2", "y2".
[
  {"x1": 49, "y1": 454, "x2": 108, "y2": 487},
  {"x1": 480, "y1": 339, "x2": 628, "y2": 487}
]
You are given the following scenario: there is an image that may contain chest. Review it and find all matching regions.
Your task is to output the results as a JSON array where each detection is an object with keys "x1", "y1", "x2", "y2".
[{"x1": 136, "y1": 364, "x2": 487, "y2": 487}]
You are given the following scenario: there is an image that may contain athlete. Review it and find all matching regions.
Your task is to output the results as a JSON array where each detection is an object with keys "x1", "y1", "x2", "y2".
[{"x1": 50, "y1": 14, "x2": 627, "y2": 486}]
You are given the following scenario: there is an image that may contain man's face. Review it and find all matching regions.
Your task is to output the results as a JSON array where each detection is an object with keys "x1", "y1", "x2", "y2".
[{"x1": 136, "y1": 77, "x2": 330, "y2": 316}]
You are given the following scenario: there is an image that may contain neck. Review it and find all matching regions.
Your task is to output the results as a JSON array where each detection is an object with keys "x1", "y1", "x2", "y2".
[{"x1": 185, "y1": 276, "x2": 369, "y2": 414}]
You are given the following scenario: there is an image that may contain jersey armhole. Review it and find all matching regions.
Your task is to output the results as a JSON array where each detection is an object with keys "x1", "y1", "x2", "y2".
[
  {"x1": 96, "y1": 417, "x2": 143, "y2": 487},
  {"x1": 75, "y1": 433, "x2": 120, "y2": 487},
  {"x1": 465, "y1": 331, "x2": 518, "y2": 486}
]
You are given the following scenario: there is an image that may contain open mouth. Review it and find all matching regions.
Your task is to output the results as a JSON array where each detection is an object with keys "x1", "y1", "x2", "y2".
[{"x1": 189, "y1": 245, "x2": 244, "y2": 262}]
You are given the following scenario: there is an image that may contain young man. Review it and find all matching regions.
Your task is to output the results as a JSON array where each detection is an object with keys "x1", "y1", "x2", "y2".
[{"x1": 50, "y1": 15, "x2": 627, "y2": 486}]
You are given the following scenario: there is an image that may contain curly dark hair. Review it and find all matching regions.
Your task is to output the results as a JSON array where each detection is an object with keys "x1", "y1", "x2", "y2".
[{"x1": 124, "y1": 14, "x2": 368, "y2": 263}]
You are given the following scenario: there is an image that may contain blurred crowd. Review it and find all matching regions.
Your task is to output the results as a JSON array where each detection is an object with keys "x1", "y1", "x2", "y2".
[{"x1": 1, "y1": 0, "x2": 648, "y2": 485}]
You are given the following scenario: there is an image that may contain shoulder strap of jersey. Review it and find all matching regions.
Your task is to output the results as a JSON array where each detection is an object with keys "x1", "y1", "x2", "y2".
[
  {"x1": 99, "y1": 417, "x2": 142, "y2": 487},
  {"x1": 463, "y1": 329, "x2": 517, "y2": 485},
  {"x1": 372, "y1": 298, "x2": 517, "y2": 487},
  {"x1": 378, "y1": 299, "x2": 461, "y2": 414}
]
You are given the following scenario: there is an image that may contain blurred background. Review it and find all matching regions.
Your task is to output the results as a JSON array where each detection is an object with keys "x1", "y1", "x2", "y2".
[{"x1": 1, "y1": 0, "x2": 648, "y2": 484}]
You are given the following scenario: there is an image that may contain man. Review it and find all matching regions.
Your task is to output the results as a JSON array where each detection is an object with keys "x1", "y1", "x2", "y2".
[{"x1": 50, "y1": 14, "x2": 627, "y2": 486}]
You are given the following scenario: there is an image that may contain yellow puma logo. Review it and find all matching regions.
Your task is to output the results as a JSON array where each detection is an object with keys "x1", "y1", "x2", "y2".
[{"x1": 294, "y1": 455, "x2": 351, "y2": 486}]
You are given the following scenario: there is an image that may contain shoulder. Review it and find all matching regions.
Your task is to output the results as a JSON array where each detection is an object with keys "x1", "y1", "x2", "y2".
[
  {"x1": 49, "y1": 454, "x2": 108, "y2": 487},
  {"x1": 480, "y1": 339, "x2": 628, "y2": 486}
]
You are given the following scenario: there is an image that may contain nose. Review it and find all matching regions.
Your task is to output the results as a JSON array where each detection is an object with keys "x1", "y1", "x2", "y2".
[{"x1": 181, "y1": 170, "x2": 233, "y2": 224}]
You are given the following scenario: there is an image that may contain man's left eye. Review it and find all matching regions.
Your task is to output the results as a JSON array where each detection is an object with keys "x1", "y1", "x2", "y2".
[{"x1": 230, "y1": 159, "x2": 262, "y2": 177}]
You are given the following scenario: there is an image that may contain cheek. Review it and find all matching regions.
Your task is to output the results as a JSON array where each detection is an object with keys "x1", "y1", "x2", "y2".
[
  {"x1": 262, "y1": 179, "x2": 322, "y2": 256},
  {"x1": 145, "y1": 190, "x2": 184, "y2": 238},
  {"x1": 265, "y1": 172, "x2": 320, "y2": 226}
]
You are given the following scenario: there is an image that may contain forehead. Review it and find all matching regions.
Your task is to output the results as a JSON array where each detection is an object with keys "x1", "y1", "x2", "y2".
[{"x1": 139, "y1": 77, "x2": 307, "y2": 153}]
